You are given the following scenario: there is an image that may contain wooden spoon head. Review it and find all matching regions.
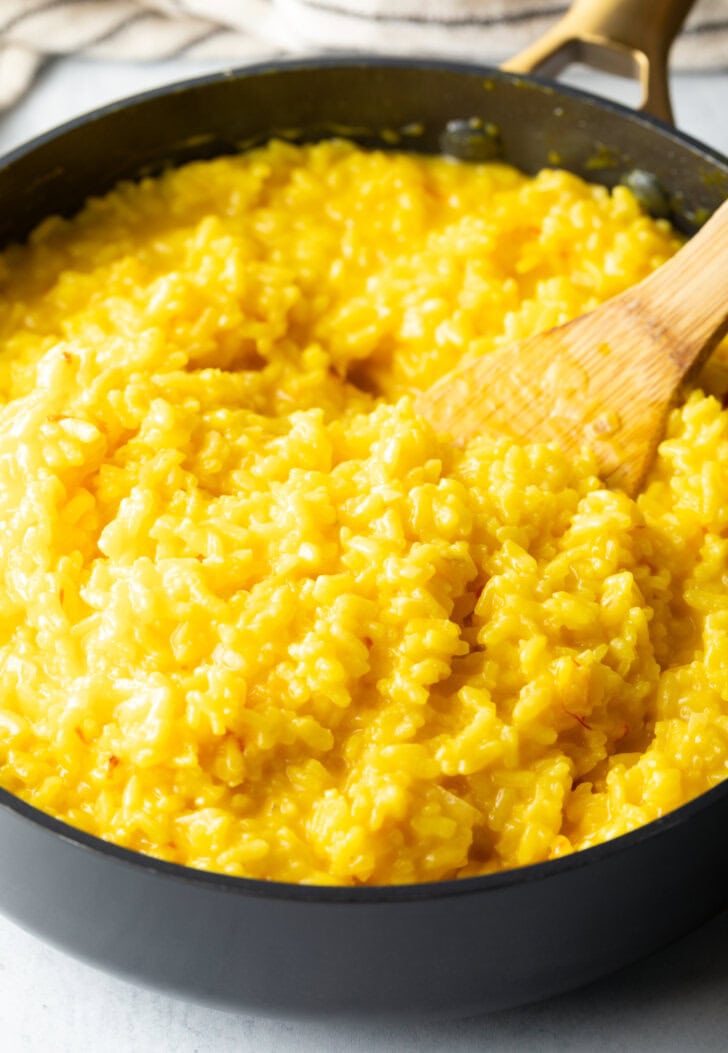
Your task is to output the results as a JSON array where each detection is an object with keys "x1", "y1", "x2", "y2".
[
  {"x1": 416, "y1": 198, "x2": 728, "y2": 496},
  {"x1": 415, "y1": 297, "x2": 684, "y2": 496}
]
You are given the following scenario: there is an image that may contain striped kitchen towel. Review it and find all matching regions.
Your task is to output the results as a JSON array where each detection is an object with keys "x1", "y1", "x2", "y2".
[{"x1": 0, "y1": 0, "x2": 726, "y2": 111}]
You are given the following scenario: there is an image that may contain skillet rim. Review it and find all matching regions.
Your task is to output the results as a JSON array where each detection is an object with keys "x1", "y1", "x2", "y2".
[
  {"x1": 3, "y1": 778, "x2": 728, "y2": 903},
  {"x1": 0, "y1": 55, "x2": 727, "y2": 178},
  {"x1": 1, "y1": 54, "x2": 727, "y2": 907}
]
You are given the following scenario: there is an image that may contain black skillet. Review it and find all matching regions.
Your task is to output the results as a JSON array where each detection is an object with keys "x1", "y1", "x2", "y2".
[{"x1": 0, "y1": 0, "x2": 727, "y2": 1019}]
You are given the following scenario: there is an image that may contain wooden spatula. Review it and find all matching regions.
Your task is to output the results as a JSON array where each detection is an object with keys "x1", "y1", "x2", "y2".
[{"x1": 416, "y1": 198, "x2": 728, "y2": 495}]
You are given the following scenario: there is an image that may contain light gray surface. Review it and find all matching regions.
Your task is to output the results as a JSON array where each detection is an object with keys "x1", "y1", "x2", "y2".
[
  {"x1": 0, "y1": 55, "x2": 727, "y2": 1053},
  {"x1": 2, "y1": 904, "x2": 728, "y2": 1052}
]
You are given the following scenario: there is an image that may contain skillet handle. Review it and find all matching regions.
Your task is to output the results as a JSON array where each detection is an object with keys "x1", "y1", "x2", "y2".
[{"x1": 501, "y1": 0, "x2": 697, "y2": 125}]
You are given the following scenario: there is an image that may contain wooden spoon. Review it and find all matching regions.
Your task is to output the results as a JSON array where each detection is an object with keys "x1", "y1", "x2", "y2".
[{"x1": 416, "y1": 198, "x2": 728, "y2": 495}]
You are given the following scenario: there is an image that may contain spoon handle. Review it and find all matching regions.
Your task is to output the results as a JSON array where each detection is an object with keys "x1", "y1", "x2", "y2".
[{"x1": 625, "y1": 199, "x2": 728, "y2": 384}]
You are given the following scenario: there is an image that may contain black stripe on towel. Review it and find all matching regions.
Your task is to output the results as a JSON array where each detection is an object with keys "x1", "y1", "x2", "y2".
[
  {"x1": 85, "y1": 11, "x2": 150, "y2": 51},
  {"x1": 0, "y1": 0, "x2": 67, "y2": 35},
  {"x1": 293, "y1": 0, "x2": 569, "y2": 28},
  {"x1": 90, "y1": 15, "x2": 225, "y2": 60},
  {"x1": 683, "y1": 17, "x2": 728, "y2": 34},
  {"x1": 175, "y1": 25, "x2": 227, "y2": 58}
]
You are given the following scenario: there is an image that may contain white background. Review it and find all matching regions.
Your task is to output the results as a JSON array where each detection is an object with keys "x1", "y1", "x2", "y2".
[{"x1": 0, "y1": 56, "x2": 727, "y2": 1052}]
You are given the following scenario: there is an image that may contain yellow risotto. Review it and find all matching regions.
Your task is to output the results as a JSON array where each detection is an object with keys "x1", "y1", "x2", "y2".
[{"x1": 1, "y1": 139, "x2": 727, "y2": 885}]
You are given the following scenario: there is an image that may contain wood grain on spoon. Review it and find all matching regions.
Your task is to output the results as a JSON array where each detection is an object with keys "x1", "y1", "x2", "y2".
[{"x1": 416, "y1": 198, "x2": 728, "y2": 495}]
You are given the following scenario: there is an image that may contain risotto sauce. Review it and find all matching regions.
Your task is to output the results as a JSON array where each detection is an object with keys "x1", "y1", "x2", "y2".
[{"x1": 1, "y1": 139, "x2": 727, "y2": 884}]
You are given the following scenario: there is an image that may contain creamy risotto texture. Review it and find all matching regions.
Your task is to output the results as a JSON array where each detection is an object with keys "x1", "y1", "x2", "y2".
[{"x1": 1, "y1": 140, "x2": 727, "y2": 884}]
